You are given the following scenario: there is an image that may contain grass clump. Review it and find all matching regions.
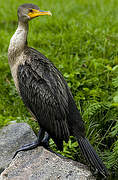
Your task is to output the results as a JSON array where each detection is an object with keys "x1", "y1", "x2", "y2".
[{"x1": 0, "y1": 0, "x2": 118, "y2": 177}]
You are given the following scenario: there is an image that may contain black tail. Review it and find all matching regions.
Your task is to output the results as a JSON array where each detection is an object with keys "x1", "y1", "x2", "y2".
[{"x1": 78, "y1": 137, "x2": 108, "y2": 177}]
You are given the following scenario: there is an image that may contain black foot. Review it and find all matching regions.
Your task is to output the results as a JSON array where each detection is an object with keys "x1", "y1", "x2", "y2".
[
  {"x1": 13, "y1": 140, "x2": 40, "y2": 159},
  {"x1": 13, "y1": 128, "x2": 45, "y2": 159},
  {"x1": 45, "y1": 147, "x2": 67, "y2": 159},
  {"x1": 41, "y1": 135, "x2": 67, "y2": 159}
]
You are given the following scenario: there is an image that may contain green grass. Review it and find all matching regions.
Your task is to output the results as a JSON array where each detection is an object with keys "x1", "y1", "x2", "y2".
[{"x1": 0, "y1": 0, "x2": 118, "y2": 177}]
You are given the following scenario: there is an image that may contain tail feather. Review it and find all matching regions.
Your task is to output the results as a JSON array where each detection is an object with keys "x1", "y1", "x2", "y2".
[
  {"x1": 78, "y1": 138, "x2": 91, "y2": 164},
  {"x1": 78, "y1": 137, "x2": 108, "y2": 177},
  {"x1": 83, "y1": 139, "x2": 104, "y2": 173}
]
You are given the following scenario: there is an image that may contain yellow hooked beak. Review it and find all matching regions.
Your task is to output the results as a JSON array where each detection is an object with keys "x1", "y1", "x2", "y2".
[{"x1": 28, "y1": 9, "x2": 52, "y2": 19}]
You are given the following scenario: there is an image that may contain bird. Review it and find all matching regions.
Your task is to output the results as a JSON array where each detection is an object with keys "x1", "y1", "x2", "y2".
[{"x1": 8, "y1": 3, "x2": 108, "y2": 177}]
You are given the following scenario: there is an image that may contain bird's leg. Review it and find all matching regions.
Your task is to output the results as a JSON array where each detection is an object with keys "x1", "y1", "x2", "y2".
[
  {"x1": 41, "y1": 132, "x2": 50, "y2": 147},
  {"x1": 13, "y1": 128, "x2": 45, "y2": 159}
]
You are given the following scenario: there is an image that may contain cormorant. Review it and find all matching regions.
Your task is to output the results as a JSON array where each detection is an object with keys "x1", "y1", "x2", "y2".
[{"x1": 8, "y1": 3, "x2": 108, "y2": 177}]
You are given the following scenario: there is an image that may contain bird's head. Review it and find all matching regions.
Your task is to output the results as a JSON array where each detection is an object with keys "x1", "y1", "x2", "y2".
[{"x1": 18, "y1": 3, "x2": 52, "y2": 22}]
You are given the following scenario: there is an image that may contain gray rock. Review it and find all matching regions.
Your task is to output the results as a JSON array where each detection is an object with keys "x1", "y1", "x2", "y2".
[
  {"x1": 0, "y1": 123, "x2": 37, "y2": 172},
  {"x1": 0, "y1": 123, "x2": 96, "y2": 180},
  {"x1": 1, "y1": 147, "x2": 95, "y2": 180}
]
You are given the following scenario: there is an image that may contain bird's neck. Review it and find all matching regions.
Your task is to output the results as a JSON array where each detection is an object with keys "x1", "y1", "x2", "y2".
[{"x1": 8, "y1": 21, "x2": 28, "y2": 66}]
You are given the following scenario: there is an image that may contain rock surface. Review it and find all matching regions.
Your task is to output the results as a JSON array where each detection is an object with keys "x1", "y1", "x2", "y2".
[
  {"x1": 0, "y1": 123, "x2": 37, "y2": 173},
  {"x1": 0, "y1": 123, "x2": 96, "y2": 180},
  {"x1": 1, "y1": 147, "x2": 95, "y2": 180}
]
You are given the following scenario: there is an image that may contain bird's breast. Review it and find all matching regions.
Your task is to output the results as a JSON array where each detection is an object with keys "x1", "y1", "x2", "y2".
[{"x1": 9, "y1": 53, "x2": 27, "y2": 92}]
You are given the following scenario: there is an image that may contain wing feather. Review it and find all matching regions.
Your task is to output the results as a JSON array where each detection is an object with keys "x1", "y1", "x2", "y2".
[{"x1": 17, "y1": 52, "x2": 70, "y2": 145}]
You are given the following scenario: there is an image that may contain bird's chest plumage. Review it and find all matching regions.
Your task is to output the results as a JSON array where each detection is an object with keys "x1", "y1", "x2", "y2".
[{"x1": 10, "y1": 54, "x2": 27, "y2": 92}]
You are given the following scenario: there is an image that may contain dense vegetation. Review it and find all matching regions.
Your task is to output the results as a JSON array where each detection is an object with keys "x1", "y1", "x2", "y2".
[{"x1": 0, "y1": 0, "x2": 118, "y2": 178}]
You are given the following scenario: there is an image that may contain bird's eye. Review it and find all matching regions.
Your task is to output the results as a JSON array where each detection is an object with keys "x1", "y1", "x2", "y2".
[{"x1": 29, "y1": 9, "x2": 33, "y2": 12}]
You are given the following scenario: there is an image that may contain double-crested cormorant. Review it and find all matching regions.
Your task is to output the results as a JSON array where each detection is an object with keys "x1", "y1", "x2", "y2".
[{"x1": 8, "y1": 3, "x2": 108, "y2": 177}]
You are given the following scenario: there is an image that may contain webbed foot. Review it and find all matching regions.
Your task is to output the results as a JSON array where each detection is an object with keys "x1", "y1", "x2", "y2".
[{"x1": 13, "y1": 128, "x2": 45, "y2": 159}]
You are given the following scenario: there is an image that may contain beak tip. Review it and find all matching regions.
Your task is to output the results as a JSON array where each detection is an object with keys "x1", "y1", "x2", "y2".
[{"x1": 48, "y1": 11, "x2": 52, "y2": 16}]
